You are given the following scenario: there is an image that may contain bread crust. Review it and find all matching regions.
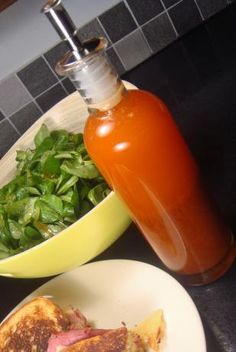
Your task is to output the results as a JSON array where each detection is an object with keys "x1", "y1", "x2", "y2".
[
  {"x1": 131, "y1": 310, "x2": 165, "y2": 352},
  {"x1": 63, "y1": 327, "x2": 145, "y2": 352},
  {"x1": 0, "y1": 296, "x2": 70, "y2": 352}
]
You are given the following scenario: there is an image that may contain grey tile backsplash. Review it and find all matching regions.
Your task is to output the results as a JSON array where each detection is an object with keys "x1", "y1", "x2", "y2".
[
  {"x1": 114, "y1": 29, "x2": 151, "y2": 71},
  {"x1": 17, "y1": 57, "x2": 58, "y2": 98},
  {"x1": 78, "y1": 18, "x2": 111, "y2": 44},
  {"x1": 61, "y1": 78, "x2": 77, "y2": 95},
  {"x1": 99, "y1": 2, "x2": 137, "y2": 43},
  {"x1": 9, "y1": 102, "x2": 42, "y2": 135},
  {"x1": 44, "y1": 41, "x2": 68, "y2": 78},
  {"x1": 106, "y1": 47, "x2": 126, "y2": 76},
  {"x1": 126, "y1": 0, "x2": 164, "y2": 25},
  {"x1": 0, "y1": 120, "x2": 20, "y2": 157},
  {"x1": 196, "y1": 0, "x2": 228, "y2": 19},
  {"x1": 168, "y1": 0, "x2": 203, "y2": 37},
  {"x1": 0, "y1": 0, "x2": 232, "y2": 158},
  {"x1": 0, "y1": 75, "x2": 31, "y2": 117},
  {"x1": 142, "y1": 13, "x2": 177, "y2": 54}
]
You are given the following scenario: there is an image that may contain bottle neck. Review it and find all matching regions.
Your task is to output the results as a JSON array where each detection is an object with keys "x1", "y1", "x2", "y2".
[
  {"x1": 87, "y1": 80, "x2": 126, "y2": 111},
  {"x1": 56, "y1": 49, "x2": 126, "y2": 111}
]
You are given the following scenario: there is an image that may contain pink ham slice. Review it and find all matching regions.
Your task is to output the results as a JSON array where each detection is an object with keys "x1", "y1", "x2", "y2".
[{"x1": 47, "y1": 328, "x2": 110, "y2": 352}]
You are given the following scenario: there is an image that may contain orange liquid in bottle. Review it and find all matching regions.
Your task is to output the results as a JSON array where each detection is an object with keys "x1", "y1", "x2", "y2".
[{"x1": 84, "y1": 89, "x2": 235, "y2": 284}]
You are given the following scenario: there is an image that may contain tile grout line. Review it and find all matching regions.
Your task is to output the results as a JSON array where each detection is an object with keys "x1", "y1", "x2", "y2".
[
  {"x1": 96, "y1": 17, "x2": 114, "y2": 46},
  {"x1": 42, "y1": 55, "x2": 68, "y2": 96},
  {"x1": 5, "y1": 116, "x2": 21, "y2": 136},
  {"x1": 59, "y1": 77, "x2": 72, "y2": 96},
  {"x1": 165, "y1": 12, "x2": 179, "y2": 37},
  {"x1": 137, "y1": 1, "x2": 182, "y2": 31},
  {"x1": 96, "y1": 16, "x2": 129, "y2": 71},
  {"x1": 92, "y1": 17, "x2": 111, "y2": 49},
  {"x1": 6, "y1": 77, "x2": 63, "y2": 120},
  {"x1": 113, "y1": 27, "x2": 152, "y2": 70},
  {"x1": 139, "y1": 28, "x2": 154, "y2": 55},
  {"x1": 165, "y1": 0, "x2": 184, "y2": 10},
  {"x1": 42, "y1": 54, "x2": 60, "y2": 81},
  {"x1": 122, "y1": 0, "x2": 154, "y2": 55},
  {"x1": 15, "y1": 73, "x2": 44, "y2": 116},
  {"x1": 123, "y1": 0, "x2": 140, "y2": 28},
  {"x1": 118, "y1": 0, "x2": 154, "y2": 55},
  {"x1": 1, "y1": 71, "x2": 69, "y2": 131},
  {"x1": 193, "y1": 0, "x2": 205, "y2": 20},
  {"x1": 123, "y1": 0, "x2": 156, "y2": 60},
  {"x1": 35, "y1": 79, "x2": 64, "y2": 99},
  {"x1": 159, "y1": 0, "x2": 180, "y2": 37},
  {"x1": 112, "y1": 45, "x2": 130, "y2": 71}
]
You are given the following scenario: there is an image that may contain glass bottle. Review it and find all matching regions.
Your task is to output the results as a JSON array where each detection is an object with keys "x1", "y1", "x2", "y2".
[
  {"x1": 43, "y1": 0, "x2": 236, "y2": 285},
  {"x1": 56, "y1": 45, "x2": 235, "y2": 285}
]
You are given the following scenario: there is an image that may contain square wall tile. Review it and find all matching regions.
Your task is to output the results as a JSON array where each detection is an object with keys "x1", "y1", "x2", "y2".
[
  {"x1": 79, "y1": 18, "x2": 110, "y2": 45},
  {"x1": 126, "y1": 0, "x2": 164, "y2": 25},
  {"x1": 0, "y1": 120, "x2": 20, "y2": 158},
  {"x1": 0, "y1": 75, "x2": 31, "y2": 117},
  {"x1": 44, "y1": 41, "x2": 68, "y2": 77},
  {"x1": 142, "y1": 13, "x2": 177, "y2": 54},
  {"x1": 114, "y1": 29, "x2": 151, "y2": 71},
  {"x1": 9, "y1": 102, "x2": 42, "y2": 135},
  {"x1": 99, "y1": 2, "x2": 137, "y2": 43},
  {"x1": 106, "y1": 47, "x2": 126, "y2": 76},
  {"x1": 61, "y1": 78, "x2": 76, "y2": 95},
  {"x1": 36, "y1": 83, "x2": 67, "y2": 113},
  {"x1": 17, "y1": 57, "x2": 58, "y2": 98},
  {"x1": 168, "y1": 0, "x2": 202, "y2": 36},
  {"x1": 196, "y1": 0, "x2": 228, "y2": 19}
]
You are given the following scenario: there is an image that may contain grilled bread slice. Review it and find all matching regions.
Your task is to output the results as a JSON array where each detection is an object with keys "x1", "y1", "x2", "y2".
[
  {"x1": 0, "y1": 296, "x2": 70, "y2": 352},
  {"x1": 131, "y1": 310, "x2": 165, "y2": 352},
  {"x1": 63, "y1": 327, "x2": 145, "y2": 352}
]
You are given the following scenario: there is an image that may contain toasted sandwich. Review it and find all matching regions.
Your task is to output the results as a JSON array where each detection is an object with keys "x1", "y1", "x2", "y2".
[
  {"x1": 0, "y1": 296, "x2": 165, "y2": 352},
  {"x1": 58, "y1": 310, "x2": 165, "y2": 352},
  {"x1": 47, "y1": 310, "x2": 165, "y2": 351},
  {"x1": 0, "y1": 296, "x2": 70, "y2": 351}
]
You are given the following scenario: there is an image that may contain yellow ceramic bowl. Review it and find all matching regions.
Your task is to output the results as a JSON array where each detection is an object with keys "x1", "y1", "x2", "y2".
[{"x1": 0, "y1": 82, "x2": 135, "y2": 278}]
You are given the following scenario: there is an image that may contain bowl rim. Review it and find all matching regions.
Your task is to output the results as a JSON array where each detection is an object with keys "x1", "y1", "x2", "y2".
[{"x1": 0, "y1": 81, "x2": 136, "y2": 266}]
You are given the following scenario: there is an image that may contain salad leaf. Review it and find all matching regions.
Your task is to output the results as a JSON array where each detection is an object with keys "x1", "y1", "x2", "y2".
[
  {"x1": 34, "y1": 123, "x2": 50, "y2": 147},
  {"x1": 0, "y1": 124, "x2": 111, "y2": 258},
  {"x1": 61, "y1": 159, "x2": 100, "y2": 179},
  {"x1": 88, "y1": 183, "x2": 111, "y2": 206}
]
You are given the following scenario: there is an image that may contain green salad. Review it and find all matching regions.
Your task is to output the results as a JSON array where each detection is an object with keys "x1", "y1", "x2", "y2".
[{"x1": 0, "y1": 124, "x2": 110, "y2": 259}]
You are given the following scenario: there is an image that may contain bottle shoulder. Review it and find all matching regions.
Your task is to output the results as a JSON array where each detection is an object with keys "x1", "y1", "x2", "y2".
[{"x1": 85, "y1": 88, "x2": 170, "y2": 129}]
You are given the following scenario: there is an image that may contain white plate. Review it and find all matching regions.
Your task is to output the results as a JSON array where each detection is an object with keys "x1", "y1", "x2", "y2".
[{"x1": 11, "y1": 260, "x2": 206, "y2": 352}]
